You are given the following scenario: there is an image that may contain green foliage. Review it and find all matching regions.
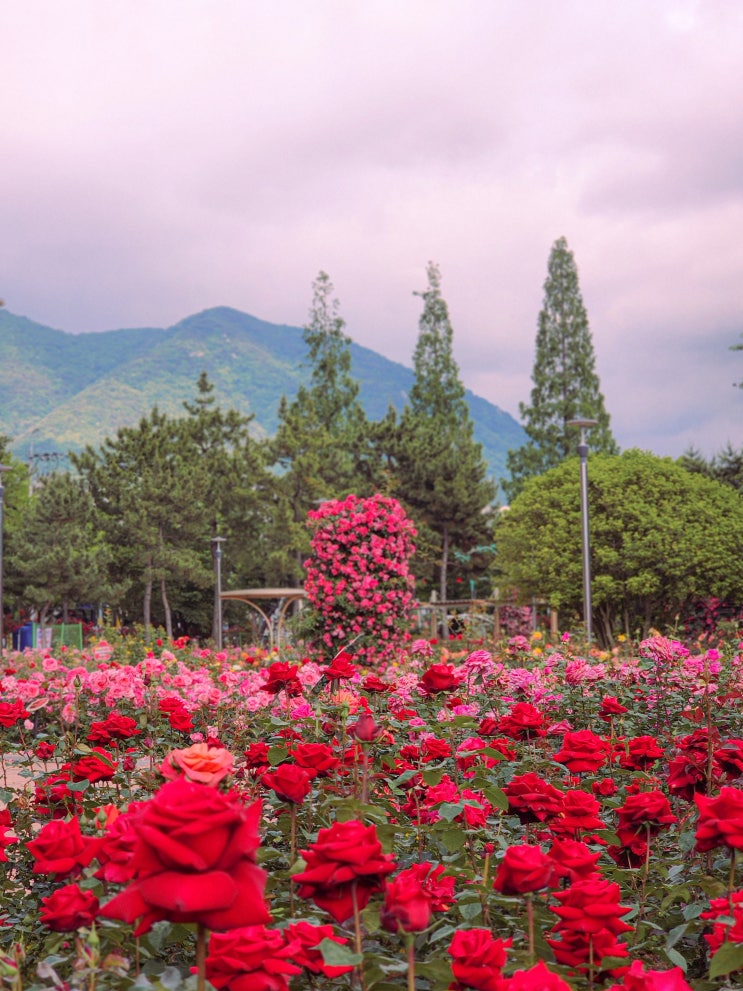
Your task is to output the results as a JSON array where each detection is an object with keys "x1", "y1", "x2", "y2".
[
  {"x1": 267, "y1": 273, "x2": 379, "y2": 583},
  {"x1": 393, "y1": 263, "x2": 496, "y2": 600},
  {"x1": 505, "y1": 237, "x2": 618, "y2": 502},
  {"x1": 496, "y1": 448, "x2": 743, "y2": 643},
  {"x1": 12, "y1": 473, "x2": 112, "y2": 624},
  {"x1": 680, "y1": 443, "x2": 743, "y2": 494}
]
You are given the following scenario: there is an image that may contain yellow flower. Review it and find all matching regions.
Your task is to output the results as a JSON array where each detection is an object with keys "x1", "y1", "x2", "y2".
[{"x1": 531, "y1": 631, "x2": 543, "y2": 641}]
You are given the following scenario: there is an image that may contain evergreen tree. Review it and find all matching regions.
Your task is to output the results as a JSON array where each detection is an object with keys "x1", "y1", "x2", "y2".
[
  {"x1": 73, "y1": 409, "x2": 212, "y2": 637},
  {"x1": 504, "y1": 237, "x2": 618, "y2": 502},
  {"x1": 394, "y1": 263, "x2": 496, "y2": 602},
  {"x1": 181, "y1": 373, "x2": 269, "y2": 638},
  {"x1": 15, "y1": 473, "x2": 111, "y2": 626},
  {"x1": 267, "y1": 272, "x2": 375, "y2": 583}
]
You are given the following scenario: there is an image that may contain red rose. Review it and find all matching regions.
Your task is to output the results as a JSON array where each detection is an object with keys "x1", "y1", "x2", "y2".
[
  {"x1": 34, "y1": 771, "x2": 82, "y2": 819},
  {"x1": 293, "y1": 819, "x2": 396, "y2": 924},
  {"x1": 616, "y1": 791, "x2": 677, "y2": 847},
  {"x1": 262, "y1": 662, "x2": 302, "y2": 696},
  {"x1": 422, "y1": 737, "x2": 453, "y2": 761},
  {"x1": 100, "y1": 779, "x2": 269, "y2": 934},
  {"x1": 0, "y1": 811, "x2": 17, "y2": 862},
  {"x1": 27, "y1": 817, "x2": 102, "y2": 878},
  {"x1": 618, "y1": 736, "x2": 665, "y2": 770},
  {"x1": 550, "y1": 790, "x2": 605, "y2": 837},
  {"x1": 448, "y1": 928, "x2": 510, "y2": 991},
  {"x1": 493, "y1": 844, "x2": 558, "y2": 895},
  {"x1": 548, "y1": 928, "x2": 629, "y2": 973},
  {"x1": 504, "y1": 960, "x2": 573, "y2": 991},
  {"x1": 285, "y1": 921, "x2": 355, "y2": 978},
  {"x1": 498, "y1": 702, "x2": 546, "y2": 741},
  {"x1": 243, "y1": 742, "x2": 271, "y2": 775},
  {"x1": 34, "y1": 741, "x2": 56, "y2": 760},
  {"x1": 323, "y1": 654, "x2": 358, "y2": 682},
  {"x1": 667, "y1": 753, "x2": 711, "y2": 801},
  {"x1": 262, "y1": 764, "x2": 312, "y2": 805},
  {"x1": 351, "y1": 711, "x2": 383, "y2": 743},
  {"x1": 695, "y1": 786, "x2": 743, "y2": 852},
  {"x1": 553, "y1": 729, "x2": 610, "y2": 774},
  {"x1": 203, "y1": 925, "x2": 301, "y2": 991},
  {"x1": 72, "y1": 747, "x2": 118, "y2": 783},
  {"x1": 419, "y1": 664, "x2": 461, "y2": 694},
  {"x1": 551, "y1": 875, "x2": 633, "y2": 933},
  {"x1": 548, "y1": 839, "x2": 601, "y2": 882},
  {"x1": 0, "y1": 699, "x2": 29, "y2": 727},
  {"x1": 95, "y1": 801, "x2": 148, "y2": 884},
  {"x1": 40, "y1": 883, "x2": 99, "y2": 931},
  {"x1": 599, "y1": 696, "x2": 628, "y2": 722},
  {"x1": 290, "y1": 742, "x2": 339, "y2": 778},
  {"x1": 362, "y1": 674, "x2": 391, "y2": 693},
  {"x1": 504, "y1": 773, "x2": 563, "y2": 824},
  {"x1": 381, "y1": 862, "x2": 451, "y2": 933},
  {"x1": 605, "y1": 959, "x2": 693, "y2": 991}
]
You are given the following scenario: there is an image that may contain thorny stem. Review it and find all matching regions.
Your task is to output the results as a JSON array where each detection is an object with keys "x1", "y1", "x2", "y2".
[{"x1": 196, "y1": 923, "x2": 208, "y2": 991}]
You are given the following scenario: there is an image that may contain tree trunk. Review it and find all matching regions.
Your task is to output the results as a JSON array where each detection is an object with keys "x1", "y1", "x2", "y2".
[
  {"x1": 440, "y1": 526, "x2": 449, "y2": 640},
  {"x1": 161, "y1": 576, "x2": 173, "y2": 640},
  {"x1": 211, "y1": 524, "x2": 220, "y2": 643},
  {"x1": 143, "y1": 561, "x2": 152, "y2": 638},
  {"x1": 62, "y1": 601, "x2": 69, "y2": 624}
]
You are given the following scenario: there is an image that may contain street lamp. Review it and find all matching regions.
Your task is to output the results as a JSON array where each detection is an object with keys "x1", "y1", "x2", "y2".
[
  {"x1": 566, "y1": 420, "x2": 598, "y2": 643},
  {"x1": 0, "y1": 464, "x2": 12, "y2": 652},
  {"x1": 212, "y1": 536, "x2": 226, "y2": 650}
]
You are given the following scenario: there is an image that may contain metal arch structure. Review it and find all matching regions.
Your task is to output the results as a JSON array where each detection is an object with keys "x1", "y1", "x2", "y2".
[{"x1": 219, "y1": 588, "x2": 306, "y2": 650}]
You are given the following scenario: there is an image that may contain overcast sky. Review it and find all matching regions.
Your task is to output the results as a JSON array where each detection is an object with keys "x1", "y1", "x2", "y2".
[{"x1": 3, "y1": 1, "x2": 742, "y2": 458}]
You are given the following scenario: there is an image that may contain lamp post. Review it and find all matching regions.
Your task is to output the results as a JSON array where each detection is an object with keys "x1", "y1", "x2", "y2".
[
  {"x1": 0, "y1": 464, "x2": 12, "y2": 652},
  {"x1": 212, "y1": 536, "x2": 226, "y2": 650},
  {"x1": 566, "y1": 420, "x2": 598, "y2": 643}
]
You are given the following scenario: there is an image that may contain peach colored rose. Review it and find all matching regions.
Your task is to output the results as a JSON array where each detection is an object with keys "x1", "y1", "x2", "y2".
[{"x1": 160, "y1": 743, "x2": 234, "y2": 786}]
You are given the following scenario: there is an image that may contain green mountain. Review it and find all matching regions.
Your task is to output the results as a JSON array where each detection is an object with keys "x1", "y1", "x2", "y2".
[{"x1": 0, "y1": 306, "x2": 525, "y2": 481}]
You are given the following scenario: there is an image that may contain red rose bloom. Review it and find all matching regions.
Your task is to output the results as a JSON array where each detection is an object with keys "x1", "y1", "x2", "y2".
[
  {"x1": 616, "y1": 791, "x2": 677, "y2": 847},
  {"x1": 498, "y1": 702, "x2": 546, "y2": 741},
  {"x1": 695, "y1": 786, "x2": 743, "y2": 852},
  {"x1": 291, "y1": 742, "x2": 339, "y2": 778},
  {"x1": 599, "y1": 696, "x2": 628, "y2": 722},
  {"x1": 548, "y1": 839, "x2": 601, "y2": 882},
  {"x1": 72, "y1": 748, "x2": 118, "y2": 783},
  {"x1": 448, "y1": 928, "x2": 510, "y2": 991},
  {"x1": 504, "y1": 773, "x2": 563, "y2": 824},
  {"x1": 100, "y1": 778, "x2": 269, "y2": 934},
  {"x1": 419, "y1": 664, "x2": 462, "y2": 694},
  {"x1": 27, "y1": 817, "x2": 102, "y2": 878},
  {"x1": 262, "y1": 764, "x2": 312, "y2": 805},
  {"x1": 493, "y1": 844, "x2": 558, "y2": 895},
  {"x1": 619, "y1": 736, "x2": 665, "y2": 771},
  {"x1": 323, "y1": 654, "x2": 358, "y2": 682},
  {"x1": 553, "y1": 729, "x2": 610, "y2": 774},
  {"x1": 293, "y1": 819, "x2": 396, "y2": 924},
  {"x1": 0, "y1": 811, "x2": 17, "y2": 862},
  {"x1": 0, "y1": 699, "x2": 30, "y2": 727},
  {"x1": 262, "y1": 662, "x2": 302, "y2": 696},
  {"x1": 243, "y1": 742, "x2": 271, "y2": 776},
  {"x1": 504, "y1": 961, "x2": 573, "y2": 991},
  {"x1": 285, "y1": 921, "x2": 355, "y2": 978},
  {"x1": 605, "y1": 959, "x2": 693, "y2": 991},
  {"x1": 550, "y1": 876, "x2": 633, "y2": 938},
  {"x1": 95, "y1": 801, "x2": 148, "y2": 883},
  {"x1": 382, "y1": 867, "x2": 434, "y2": 932},
  {"x1": 203, "y1": 925, "x2": 301, "y2": 991},
  {"x1": 351, "y1": 711, "x2": 383, "y2": 742},
  {"x1": 550, "y1": 790, "x2": 605, "y2": 837},
  {"x1": 667, "y1": 753, "x2": 712, "y2": 801},
  {"x1": 40, "y1": 883, "x2": 99, "y2": 932}
]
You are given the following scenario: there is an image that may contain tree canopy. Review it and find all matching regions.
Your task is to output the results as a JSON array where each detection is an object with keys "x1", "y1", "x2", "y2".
[
  {"x1": 496, "y1": 449, "x2": 743, "y2": 643},
  {"x1": 505, "y1": 237, "x2": 617, "y2": 501},
  {"x1": 394, "y1": 263, "x2": 496, "y2": 600}
]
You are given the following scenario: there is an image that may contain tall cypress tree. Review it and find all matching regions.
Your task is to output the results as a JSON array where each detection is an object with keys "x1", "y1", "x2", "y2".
[
  {"x1": 504, "y1": 237, "x2": 618, "y2": 502},
  {"x1": 268, "y1": 272, "x2": 375, "y2": 583},
  {"x1": 395, "y1": 263, "x2": 496, "y2": 601}
]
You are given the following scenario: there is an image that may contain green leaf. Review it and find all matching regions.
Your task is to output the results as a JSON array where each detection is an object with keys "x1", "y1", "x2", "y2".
[
  {"x1": 65, "y1": 779, "x2": 90, "y2": 792},
  {"x1": 318, "y1": 938, "x2": 363, "y2": 968},
  {"x1": 422, "y1": 767, "x2": 445, "y2": 787},
  {"x1": 709, "y1": 941, "x2": 743, "y2": 979},
  {"x1": 437, "y1": 801, "x2": 465, "y2": 822},
  {"x1": 267, "y1": 744, "x2": 288, "y2": 766},
  {"x1": 665, "y1": 947, "x2": 688, "y2": 973}
]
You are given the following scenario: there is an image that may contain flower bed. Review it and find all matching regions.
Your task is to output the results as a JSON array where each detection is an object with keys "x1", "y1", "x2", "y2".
[{"x1": 2, "y1": 631, "x2": 743, "y2": 990}]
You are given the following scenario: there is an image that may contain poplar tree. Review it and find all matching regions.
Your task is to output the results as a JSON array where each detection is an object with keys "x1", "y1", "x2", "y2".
[
  {"x1": 395, "y1": 262, "x2": 496, "y2": 600},
  {"x1": 504, "y1": 237, "x2": 618, "y2": 501},
  {"x1": 268, "y1": 272, "x2": 375, "y2": 583}
]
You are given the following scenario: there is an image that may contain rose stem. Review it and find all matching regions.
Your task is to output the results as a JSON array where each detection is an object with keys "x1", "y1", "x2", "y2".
[
  {"x1": 196, "y1": 923, "x2": 207, "y2": 991},
  {"x1": 406, "y1": 934, "x2": 416, "y2": 991}
]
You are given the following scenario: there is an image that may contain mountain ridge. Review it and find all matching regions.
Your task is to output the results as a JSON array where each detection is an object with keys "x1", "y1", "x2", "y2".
[{"x1": 0, "y1": 306, "x2": 525, "y2": 480}]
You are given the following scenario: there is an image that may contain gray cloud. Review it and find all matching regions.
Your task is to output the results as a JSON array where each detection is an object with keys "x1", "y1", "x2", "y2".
[{"x1": 2, "y1": 0, "x2": 741, "y2": 458}]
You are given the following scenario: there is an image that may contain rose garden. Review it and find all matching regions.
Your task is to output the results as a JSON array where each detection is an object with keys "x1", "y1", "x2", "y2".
[{"x1": 1, "y1": 493, "x2": 743, "y2": 991}]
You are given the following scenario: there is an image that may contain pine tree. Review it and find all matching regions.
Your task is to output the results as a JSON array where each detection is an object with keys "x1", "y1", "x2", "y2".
[
  {"x1": 395, "y1": 263, "x2": 496, "y2": 601},
  {"x1": 267, "y1": 272, "x2": 376, "y2": 583},
  {"x1": 504, "y1": 237, "x2": 618, "y2": 502}
]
